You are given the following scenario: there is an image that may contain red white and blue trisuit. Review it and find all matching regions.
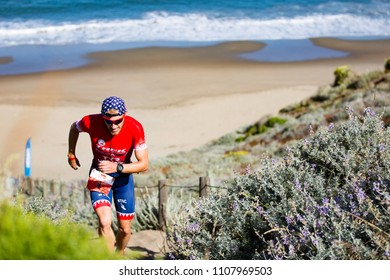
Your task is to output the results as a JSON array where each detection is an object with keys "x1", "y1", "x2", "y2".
[{"x1": 75, "y1": 114, "x2": 147, "y2": 220}]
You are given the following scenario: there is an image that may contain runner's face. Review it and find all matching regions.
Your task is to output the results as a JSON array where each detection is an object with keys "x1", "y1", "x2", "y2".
[{"x1": 103, "y1": 110, "x2": 125, "y2": 135}]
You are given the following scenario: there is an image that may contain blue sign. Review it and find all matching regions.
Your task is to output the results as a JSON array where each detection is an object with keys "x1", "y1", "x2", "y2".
[{"x1": 24, "y1": 138, "x2": 31, "y2": 177}]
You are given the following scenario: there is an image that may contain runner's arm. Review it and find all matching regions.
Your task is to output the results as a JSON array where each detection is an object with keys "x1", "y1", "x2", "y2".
[
  {"x1": 124, "y1": 148, "x2": 148, "y2": 174},
  {"x1": 98, "y1": 148, "x2": 149, "y2": 174},
  {"x1": 68, "y1": 122, "x2": 81, "y2": 170}
]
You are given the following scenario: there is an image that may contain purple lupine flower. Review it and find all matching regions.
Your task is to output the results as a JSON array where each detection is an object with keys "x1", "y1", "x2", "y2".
[
  {"x1": 296, "y1": 214, "x2": 304, "y2": 223},
  {"x1": 318, "y1": 205, "x2": 330, "y2": 216},
  {"x1": 328, "y1": 123, "x2": 334, "y2": 130},
  {"x1": 372, "y1": 182, "x2": 380, "y2": 192},
  {"x1": 256, "y1": 206, "x2": 264, "y2": 216},
  {"x1": 286, "y1": 216, "x2": 293, "y2": 224},
  {"x1": 188, "y1": 255, "x2": 196, "y2": 260},
  {"x1": 294, "y1": 179, "x2": 302, "y2": 190},
  {"x1": 356, "y1": 188, "x2": 366, "y2": 201},
  {"x1": 302, "y1": 228, "x2": 310, "y2": 238},
  {"x1": 187, "y1": 222, "x2": 200, "y2": 233},
  {"x1": 282, "y1": 235, "x2": 290, "y2": 246},
  {"x1": 288, "y1": 245, "x2": 296, "y2": 256},
  {"x1": 384, "y1": 250, "x2": 390, "y2": 257},
  {"x1": 311, "y1": 236, "x2": 319, "y2": 246},
  {"x1": 350, "y1": 201, "x2": 359, "y2": 215},
  {"x1": 245, "y1": 164, "x2": 251, "y2": 174},
  {"x1": 174, "y1": 235, "x2": 183, "y2": 243},
  {"x1": 364, "y1": 107, "x2": 376, "y2": 116},
  {"x1": 333, "y1": 197, "x2": 341, "y2": 210},
  {"x1": 311, "y1": 164, "x2": 316, "y2": 171},
  {"x1": 304, "y1": 139, "x2": 309, "y2": 146},
  {"x1": 322, "y1": 198, "x2": 329, "y2": 204},
  {"x1": 379, "y1": 143, "x2": 385, "y2": 152}
]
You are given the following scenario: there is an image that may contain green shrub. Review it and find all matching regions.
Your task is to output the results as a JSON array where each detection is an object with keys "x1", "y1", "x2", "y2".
[
  {"x1": 0, "y1": 201, "x2": 120, "y2": 259},
  {"x1": 236, "y1": 116, "x2": 287, "y2": 142},
  {"x1": 333, "y1": 65, "x2": 351, "y2": 86},
  {"x1": 265, "y1": 116, "x2": 287, "y2": 127},
  {"x1": 168, "y1": 108, "x2": 390, "y2": 260},
  {"x1": 385, "y1": 57, "x2": 390, "y2": 73}
]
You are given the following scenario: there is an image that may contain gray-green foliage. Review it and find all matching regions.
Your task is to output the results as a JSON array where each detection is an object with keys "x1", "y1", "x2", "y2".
[
  {"x1": 168, "y1": 108, "x2": 390, "y2": 260},
  {"x1": 15, "y1": 180, "x2": 99, "y2": 229}
]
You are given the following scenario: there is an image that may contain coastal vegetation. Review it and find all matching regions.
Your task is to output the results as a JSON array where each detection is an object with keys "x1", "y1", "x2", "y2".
[
  {"x1": 0, "y1": 200, "x2": 120, "y2": 259},
  {"x1": 168, "y1": 109, "x2": 389, "y2": 259},
  {"x1": 0, "y1": 61, "x2": 389, "y2": 259}
]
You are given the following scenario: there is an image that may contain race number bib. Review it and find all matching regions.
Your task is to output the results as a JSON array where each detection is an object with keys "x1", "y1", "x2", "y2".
[{"x1": 86, "y1": 169, "x2": 115, "y2": 195}]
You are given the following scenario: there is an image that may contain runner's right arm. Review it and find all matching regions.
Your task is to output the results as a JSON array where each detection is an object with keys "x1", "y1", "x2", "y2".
[{"x1": 68, "y1": 122, "x2": 81, "y2": 170}]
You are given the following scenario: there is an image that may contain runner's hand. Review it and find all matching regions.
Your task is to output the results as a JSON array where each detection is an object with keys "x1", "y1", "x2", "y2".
[
  {"x1": 97, "y1": 160, "x2": 117, "y2": 174},
  {"x1": 68, "y1": 156, "x2": 81, "y2": 170}
]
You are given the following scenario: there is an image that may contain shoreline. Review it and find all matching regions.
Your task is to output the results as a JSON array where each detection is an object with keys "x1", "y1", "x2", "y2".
[
  {"x1": 1, "y1": 36, "x2": 389, "y2": 77},
  {"x1": 0, "y1": 37, "x2": 389, "y2": 181}
]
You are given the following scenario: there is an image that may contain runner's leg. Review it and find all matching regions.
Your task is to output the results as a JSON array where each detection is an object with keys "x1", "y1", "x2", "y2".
[
  {"x1": 95, "y1": 206, "x2": 116, "y2": 251},
  {"x1": 113, "y1": 174, "x2": 135, "y2": 255},
  {"x1": 90, "y1": 191, "x2": 115, "y2": 252},
  {"x1": 116, "y1": 219, "x2": 132, "y2": 255}
]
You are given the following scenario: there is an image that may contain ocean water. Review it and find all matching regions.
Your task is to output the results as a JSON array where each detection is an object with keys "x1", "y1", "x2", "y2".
[{"x1": 1, "y1": 0, "x2": 389, "y2": 75}]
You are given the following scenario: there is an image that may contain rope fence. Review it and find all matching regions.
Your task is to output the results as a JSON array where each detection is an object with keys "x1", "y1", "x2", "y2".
[{"x1": 3, "y1": 175, "x2": 226, "y2": 229}]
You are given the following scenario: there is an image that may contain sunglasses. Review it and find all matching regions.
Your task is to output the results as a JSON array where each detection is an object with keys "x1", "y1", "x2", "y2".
[
  {"x1": 103, "y1": 115, "x2": 124, "y2": 125},
  {"x1": 104, "y1": 112, "x2": 122, "y2": 118}
]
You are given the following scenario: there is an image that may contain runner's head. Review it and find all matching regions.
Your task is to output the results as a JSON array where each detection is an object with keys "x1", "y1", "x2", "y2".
[
  {"x1": 101, "y1": 96, "x2": 127, "y2": 116},
  {"x1": 101, "y1": 96, "x2": 127, "y2": 135}
]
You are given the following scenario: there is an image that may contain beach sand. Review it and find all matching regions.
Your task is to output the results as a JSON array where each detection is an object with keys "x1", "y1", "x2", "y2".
[{"x1": 1, "y1": 38, "x2": 389, "y2": 181}]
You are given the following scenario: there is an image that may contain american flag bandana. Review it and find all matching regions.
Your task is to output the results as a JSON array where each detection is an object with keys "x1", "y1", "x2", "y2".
[{"x1": 101, "y1": 96, "x2": 127, "y2": 115}]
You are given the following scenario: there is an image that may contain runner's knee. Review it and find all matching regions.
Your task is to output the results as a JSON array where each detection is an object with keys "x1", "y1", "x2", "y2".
[
  {"x1": 117, "y1": 225, "x2": 131, "y2": 236},
  {"x1": 96, "y1": 208, "x2": 113, "y2": 229}
]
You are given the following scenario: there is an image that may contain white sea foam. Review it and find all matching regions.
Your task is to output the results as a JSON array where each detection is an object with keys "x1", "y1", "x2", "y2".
[{"x1": 0, "y1": 12, "x2": 389, "y2": 47}]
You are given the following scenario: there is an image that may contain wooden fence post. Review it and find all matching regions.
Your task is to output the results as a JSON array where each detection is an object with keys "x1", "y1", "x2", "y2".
[
  {"x1": 84, "y1": 187, "x2": 89, "y2": 205},
  {"x1": 50, "y1": 180, "x2": 56, "y2": 195},
  {"x1": 60, "y1": 182, "x2": 67, "y2": 198},
  {"x1": 27, "y1": 177, "x2": 34, "y2": 195},
  {"x1": 199, "y1": 176, "x2": 209, "y2": 198},
  {"x1": 158, "y1": 179, "x2": 168, "y2": 230},
  {"x1": 40, "y1": 178, "x2": 48, "y2": 197}
]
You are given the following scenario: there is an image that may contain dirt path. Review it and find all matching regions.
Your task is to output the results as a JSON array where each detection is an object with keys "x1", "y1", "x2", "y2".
[{"x1": 127, "y1": 230, "x2": 170, "y2": 259}]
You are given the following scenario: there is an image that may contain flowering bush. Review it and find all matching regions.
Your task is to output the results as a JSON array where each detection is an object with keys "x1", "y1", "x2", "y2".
[{"x1": 168, "y1": 108, "x2": 390, "y2": 259}]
